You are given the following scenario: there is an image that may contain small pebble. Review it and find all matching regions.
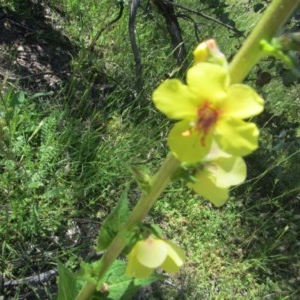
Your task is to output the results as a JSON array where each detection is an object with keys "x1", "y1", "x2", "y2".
[{"x1": 17, "y1": 45, "x2": 24, "y2": 52}]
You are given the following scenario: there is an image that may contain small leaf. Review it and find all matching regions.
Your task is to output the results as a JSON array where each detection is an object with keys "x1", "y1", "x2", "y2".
[
  {"x1": 94, "y1": 260, "x2": 164, "y2": 300},
  {"x1": 29, "y1": 91, "x2": 54, "y2": 100},
  {"x1": 143, "y1": 223, "x2": 163, "y2": 238},
  {"x1": 77, "y1": 260, "x2": 102, "y2": 283},
  {"x1": 260, "y1": 39, "x2": 300, "y2": 76},
  {"x1": 9, "y1": 91, "x2": 25, "y2": 108},
  {"x1": 57, "y1": 261, "x2": 80, "y2": 300},
  {"x1": 97, "y1": 183, "x2": 131, "y2": 251}
]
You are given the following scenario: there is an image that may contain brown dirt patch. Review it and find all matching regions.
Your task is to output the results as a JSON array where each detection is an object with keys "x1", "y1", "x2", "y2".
[{"x1": 0, "y1": 2, "x2": 78, "y2": 92}]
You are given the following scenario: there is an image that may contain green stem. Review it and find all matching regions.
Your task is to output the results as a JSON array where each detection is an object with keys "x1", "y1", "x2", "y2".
[
  {"x1": 76, "y1": 153, "x2": 181, "y2": 300},
  {"x1": 229, "y1": 0, "x2": 300, "y2": 83}
]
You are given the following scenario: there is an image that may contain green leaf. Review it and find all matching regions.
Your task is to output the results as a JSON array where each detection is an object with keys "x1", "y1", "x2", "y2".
[
  {"x1": 142, "y1": 223, "x2": 163, "y2": 238},
  {"x1": 77, "y1": 260, "x2": 102, "y2": 283},
  {"x1": 93, "y1": 260, "x2": 164, "y2": 300},
  {"x1": 11, "y1": 90, "x2": 25, "y2": 106},
  {"x1": 260, "y1": 38, "x2": 300, "y2": 76},
  {"x1": 29, "y1": 91, "x2": 54, "y2": 100},
  {"x1": 57, "y1": 261, "x2": 80, "y2": 300},
  {"x1": 97, "y1": 183, "x2": 131, "y2": 251}
]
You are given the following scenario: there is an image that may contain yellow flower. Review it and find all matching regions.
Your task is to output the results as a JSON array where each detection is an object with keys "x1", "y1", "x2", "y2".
[
  {"x1": 193, "y1": 39, "x2": 227, "y2": 66},
  {"x1": 187, "y1": 143, "x2": 247, "y2": 207},
  {"x1": 126, "y1": 237, "x2": 185, "y2": 278},
  {"x1": 152, "y1": 62, "x2": 264, "y2": 163}
]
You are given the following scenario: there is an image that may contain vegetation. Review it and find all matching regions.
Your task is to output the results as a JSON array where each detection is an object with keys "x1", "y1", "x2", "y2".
[{"x1": 0, "y1": 0, "x2": 300, "y2": 298}]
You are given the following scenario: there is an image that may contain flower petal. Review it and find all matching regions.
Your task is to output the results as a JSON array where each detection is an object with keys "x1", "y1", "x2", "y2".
[
  {"x1": 136, "y1": 238, "x2": 167, "y2": 269},
  {"x1": 162, "y1": 241, "x2": 185, "y2": 272},
  {"x1": 168, "y1": 120, "x2": 212, "y2": 163},
  {"x1": 152, "y1": 79, "x2": 197, "y2": 120},
  {"x1": 204, "y1": 140, "x2": 231, "y2": 161},
  {"x1": 206, "y1": 156, "x2": 247, "y2": 187},
  {"x1": 215, "y1": 119, "x2": 259, "y2": 156},
  {"x1": 187, "y1": 171, "x2": 229, "y2": 207},
  {"x1": 161, "y1": 255, "x2": 180, "y2": 273},
  {"x1": 223, "y1": 84, "x2": 264, "y2": 118},
  {"x1": 126, "y1": 252, "x2": 153, "y2": 278},
  {"x1": 193, "y1": 41, "x2": 210, "y2": 63},
  {"x1": 186, "y1": 63, "x2": 229, "y2": 105}
]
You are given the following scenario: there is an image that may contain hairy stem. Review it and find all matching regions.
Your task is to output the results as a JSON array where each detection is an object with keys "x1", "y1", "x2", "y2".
[{"x1": 76, "y1": 153, "x2": 180, "y2": 300}]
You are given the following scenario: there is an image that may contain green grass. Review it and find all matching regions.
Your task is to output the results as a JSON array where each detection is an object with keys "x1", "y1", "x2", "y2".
[{"x1": 1, "y1": 0, "x2": 300, "y2": 299}]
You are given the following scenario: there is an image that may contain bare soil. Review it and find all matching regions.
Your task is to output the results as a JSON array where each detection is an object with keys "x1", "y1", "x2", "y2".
[{"x1": 0, "y1": 2, "x2": 77, "y2": 92}]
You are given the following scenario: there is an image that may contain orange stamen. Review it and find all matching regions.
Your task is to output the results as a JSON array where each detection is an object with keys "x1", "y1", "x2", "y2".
[{"x1": 196, "y1": 102, "x2": 219, "y2": 146}]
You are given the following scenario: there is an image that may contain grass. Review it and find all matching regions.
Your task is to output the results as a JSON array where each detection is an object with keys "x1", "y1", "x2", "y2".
[{"x1": 1, "y1": 0, "x2": 300, "y2": 299}]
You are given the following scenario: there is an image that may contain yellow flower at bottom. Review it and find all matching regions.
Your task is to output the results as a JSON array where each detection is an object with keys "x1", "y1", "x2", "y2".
[
  {"x1": 152, "y1": 62, "x2": 264, "y2": 163},
  {"x1": 126, "y1": 237, "x2": 185, "y2": 278}
]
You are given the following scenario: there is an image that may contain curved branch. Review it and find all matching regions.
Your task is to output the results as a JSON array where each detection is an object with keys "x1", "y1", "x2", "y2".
[
  {"x1": 176, "y1": 12, "x2": 201, "y2": 42},
  {"x1": 88, "y1": 2, "x2": 124, "y2": 51}
]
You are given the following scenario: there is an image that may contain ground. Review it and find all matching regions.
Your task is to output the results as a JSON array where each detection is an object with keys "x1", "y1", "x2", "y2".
[
  {"x1": 0, "y1": 3, "x2": 76, "y2": 92},
  {"x1": 0, "y1": 3, "x2": 79, "y2": 298}
]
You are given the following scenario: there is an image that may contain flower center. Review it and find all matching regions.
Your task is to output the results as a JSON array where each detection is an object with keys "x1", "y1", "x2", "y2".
[{"x1": 196, "y1": 102, "x2": 219, "y2": 146}]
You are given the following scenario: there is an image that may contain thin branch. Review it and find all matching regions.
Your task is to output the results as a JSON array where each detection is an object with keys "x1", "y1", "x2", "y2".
[
  {"x1": 162, "y1": 0, "x2": 245, "y2": 37},
  {"x1": 176, "y1": 12, "x2": 201, "y2": 42},
  {"x1": 129, "y1": 0, "x2": 143, "y2": 93},
  {"x1": 4, "y1": 269, "x2": 57, "y2": 287},
  {"x1": 88, "y1": 1, "x2": 124, "y2": 51}
]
